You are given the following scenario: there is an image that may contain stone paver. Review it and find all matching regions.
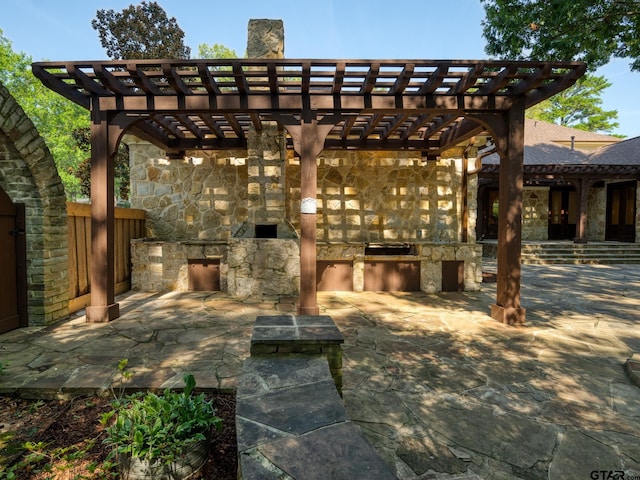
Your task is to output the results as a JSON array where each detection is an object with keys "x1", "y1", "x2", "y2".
[{"x1": 1, "y1": 263, "x2": 640, "y2": 479}]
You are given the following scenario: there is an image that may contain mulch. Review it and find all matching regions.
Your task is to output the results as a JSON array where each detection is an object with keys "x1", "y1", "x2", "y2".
[{"x1": 0, "y1": 392, "x2": 237, "y2": 479}]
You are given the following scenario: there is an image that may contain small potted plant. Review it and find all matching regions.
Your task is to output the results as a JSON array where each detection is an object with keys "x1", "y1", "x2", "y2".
[{"x1": 101, "y1": 373, "x2": 222, "y2": 480}]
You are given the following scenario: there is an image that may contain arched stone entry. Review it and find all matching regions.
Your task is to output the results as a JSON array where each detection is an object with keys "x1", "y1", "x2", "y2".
[{"x1": 0, "y1": 82, "x2": 68, "y2": 326}]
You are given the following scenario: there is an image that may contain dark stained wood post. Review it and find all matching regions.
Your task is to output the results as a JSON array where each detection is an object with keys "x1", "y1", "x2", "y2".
[
  {"x1": 488, "y1": 99, "x2": 527, "y2": 325},
  {"x1": 573, "y1": 178, "x2": 590, "y2": 243},
  {"x1": 285, "y1": 116, "x2": 334, "y2": 315},
  {"x1": 85, "y1": 109, "x2": 126, "y2": 323}
]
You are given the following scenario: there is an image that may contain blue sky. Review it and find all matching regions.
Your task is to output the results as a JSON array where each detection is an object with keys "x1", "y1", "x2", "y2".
[{"x1": 2, "y1": 0, "x2": 638, "y2": 137}]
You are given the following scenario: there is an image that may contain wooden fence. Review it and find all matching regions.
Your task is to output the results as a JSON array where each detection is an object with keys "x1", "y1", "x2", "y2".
[{"x1": 67, "y1": 202, "x2": 146, "y2": 313}]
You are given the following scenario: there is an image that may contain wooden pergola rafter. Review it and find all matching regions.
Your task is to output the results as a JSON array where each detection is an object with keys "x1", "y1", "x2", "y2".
[{"x1": 32, "y1": 58, "x2": 586, "y2": 324}]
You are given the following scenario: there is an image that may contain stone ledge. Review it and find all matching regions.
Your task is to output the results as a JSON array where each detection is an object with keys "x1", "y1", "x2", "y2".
[
  {"x1": 250, "y1": 315, "x2": 344, "y2": 393},
  {"x1": 236, "y1": 356, "x2": 396, "y2": 479},
  {"x1": 625, "y1": 354, "x2": 640, "y2": 387}
]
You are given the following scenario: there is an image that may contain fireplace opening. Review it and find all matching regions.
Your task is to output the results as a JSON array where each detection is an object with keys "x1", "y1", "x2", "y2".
[{"x1": 255, "y1": 224, "x2": 278, "y2": 238}]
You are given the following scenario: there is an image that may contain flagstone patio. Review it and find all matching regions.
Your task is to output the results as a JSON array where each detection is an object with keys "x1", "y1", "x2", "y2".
[{"x1": 1, "y1": 263, "x2": 639, "y2": 479}]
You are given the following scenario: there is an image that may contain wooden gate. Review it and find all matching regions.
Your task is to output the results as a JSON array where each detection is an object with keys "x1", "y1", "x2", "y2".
[{"x1": 0, "y1": 188, "x2": 27, "y2": 334}]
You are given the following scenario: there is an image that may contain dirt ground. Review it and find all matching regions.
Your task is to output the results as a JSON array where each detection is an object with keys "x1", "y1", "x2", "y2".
[{"x1": 0, "y1": 392, "x2": 237, "y2": 479}]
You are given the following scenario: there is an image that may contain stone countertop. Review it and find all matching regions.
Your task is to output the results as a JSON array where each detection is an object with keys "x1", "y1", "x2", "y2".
[{"x1": 251, "y1": 315, "x2": 344, "y2": 346}]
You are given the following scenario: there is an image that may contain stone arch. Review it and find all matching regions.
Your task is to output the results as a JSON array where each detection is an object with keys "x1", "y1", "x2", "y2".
[{"x1": 0, "y1": 81, "x2": 68, "y2": 325}]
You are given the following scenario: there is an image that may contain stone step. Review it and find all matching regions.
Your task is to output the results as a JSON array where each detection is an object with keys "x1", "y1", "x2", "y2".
[
  {"x1": 482, "y1": 241, "x2": 640, "y2": 265},
  {"x1": 521, "y1": 246, "x2": 640, "y2": 253},
  {"x1": 523, "y1": 257, "x2": 640, "y2": 265}
]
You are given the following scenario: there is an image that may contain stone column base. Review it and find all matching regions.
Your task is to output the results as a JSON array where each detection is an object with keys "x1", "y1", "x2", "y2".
[
  {"x1": 86, "y1": 303, "x2": 120, "y2": 323},
  {"x1": 490, "y1": 304, "x2": 526, "y2": 325}
]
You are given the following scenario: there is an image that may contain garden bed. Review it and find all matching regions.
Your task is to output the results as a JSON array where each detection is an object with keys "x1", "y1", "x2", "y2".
[{"x1": 0, "y1": 393, "x2": 236, "y2": 479}]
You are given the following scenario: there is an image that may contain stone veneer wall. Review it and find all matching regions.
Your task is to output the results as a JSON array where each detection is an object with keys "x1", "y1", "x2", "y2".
[
  {"x1": 129, "y1": 138, "x2": 475, "y2": 245},
  {"x1": 128, "y1": 136, "x2": 248, "y2": 240},
  {"x1": 227, "y1": 238, "x2": 299, "y2": 296},
  {"x1": 287, "y1": 150, "x2": 470, "y2": 243},
  {"x1": 522, "y1": 187, "x2": 549, "y2": 241},
  {"x1": 127, "y1": 137, "x2": 482, "y2": 294},
  {"x1": 587, "y1": 184, "x2": 607, "y2": 241},
  {"x1": 317, "y1": 242, "x2": 482, "y2": 292},
  {"x1": 0, "y1": 82, "x2": 68, "y2": 325},
  {"x1": 131, "y1": 238, "x2": 300, "y2": 295},
  {"x1": 131, "y1": 240, "x2": 227, "y2": 292}
]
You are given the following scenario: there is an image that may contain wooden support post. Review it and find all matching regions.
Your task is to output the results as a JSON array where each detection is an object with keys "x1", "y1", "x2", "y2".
[
  {"x1": 481, "y1": 101, "x2": 527, "y2": 325},
  {"x1": 573, "y1": 178, "x2": 590, "y2": 244},
  {"x1": 86, "y1": 110, "x2": 132, "y2": 323},
  {"x1": 284, "y1": 115, "x2": 334, "y2": 316}
]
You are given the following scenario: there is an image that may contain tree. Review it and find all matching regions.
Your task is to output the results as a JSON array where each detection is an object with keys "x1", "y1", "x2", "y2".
[
  {"x1": 196, "y1": 43, "x2": 238, "y2": 59},
  {"x1": 0, "y1": 29, "x2": 89, "y2": 198},
  {"x1": 481, "y1": 0, "x2": 640, "y2": 71},
  {"x1": 526, "y1": 74, "x2": 619, "y2": 133},
  {"x1": 92, "y1": 1, "x2": 190, "y2": 60},
  {"x1": 72, "y1": 129, "x2": 130, "y2": 202}
]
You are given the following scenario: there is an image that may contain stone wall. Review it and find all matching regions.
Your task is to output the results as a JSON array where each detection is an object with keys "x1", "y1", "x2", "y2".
[
  {"x1": 0, "y1": 82, "x2": 68, "y2": 326},
  {"x1": 131, "y1": 239, "x2": 228, "y2": 291},
  {"x1": 316, "y1": 242, "x2": 482, "y2": 292},
  {"x1": 127, "y1": 133, "x2": 482, "y2": 295},
  {"x1": 227, "y1": 239, "x2": 300, "y2": 296},
  {"x1": 125, "y1": 138, "x2": 477, "y2": 246},
  {"x1": 132, "y1": 239, "x2": 481, "y2": 293},
  {"x1": 587, "y1": 184, "x2": 607, "y2": 241},
  {"x1": 522, "y1": 187, "x2": 549, "y2": 241},
  {"x1": 128, "y1": 136, "x2": 248, "y2": 240},
  {"x1": 129, "y1": 141, "x2": 472, "y2": 245},
  {"x1": 287, "y1": 150, "x2": 468, "y2": 243}
]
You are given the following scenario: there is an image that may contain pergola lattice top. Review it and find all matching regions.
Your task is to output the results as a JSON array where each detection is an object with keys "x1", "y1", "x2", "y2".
[{"x1": 32, "y1": 59, "x2": 585, "y2": 157}]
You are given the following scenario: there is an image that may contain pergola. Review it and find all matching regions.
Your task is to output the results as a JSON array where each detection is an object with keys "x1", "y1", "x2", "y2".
[{"x1": 32, "y1": 58, "x2": 585, "y2": 325}]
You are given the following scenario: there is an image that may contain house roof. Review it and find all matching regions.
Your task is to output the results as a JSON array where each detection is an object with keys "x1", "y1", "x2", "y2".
[
  {"x1": 483, "y1": 119, "x2": 621, "y2": 166},
  {"x1": 588, "y1": 135, "x2": 640, "y2": 165},
  {"x1": 481, "y1": 119, "x2": 640, "y2": 179}
]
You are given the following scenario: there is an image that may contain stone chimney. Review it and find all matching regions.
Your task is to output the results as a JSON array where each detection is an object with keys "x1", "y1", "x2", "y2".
[
  {"x1": 247, "y1": 19, "x2": 284, "y2": 58},
  {"x1": 235, "y1": 19, "x2": 295, "y2": 239}
]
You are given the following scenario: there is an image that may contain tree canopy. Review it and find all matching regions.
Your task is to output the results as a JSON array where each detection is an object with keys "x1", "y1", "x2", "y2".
[
  {"x1": 0, "y1": 29, "x2": 89, "y2": 198},
  {"x1": 196, "y1": 43, "x2": 238, "y2": 59},
  {"x1": 481, "y1": 0, "x2": 640, "y2": 71},
  {"x1": 526, "y1": 74, "x2": 620, "y2": 133},
  {"x1": 92, "y1": 1, "x2": 190, "y2": 59}
]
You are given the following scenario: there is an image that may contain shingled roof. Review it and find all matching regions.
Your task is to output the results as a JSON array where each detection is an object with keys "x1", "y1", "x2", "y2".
[
  {"x1": 483, "y1": 119, "x2": 621, "y2": 165},
  {"x1": 588, "y1": 135, "x2": 640, "y2": 165}
]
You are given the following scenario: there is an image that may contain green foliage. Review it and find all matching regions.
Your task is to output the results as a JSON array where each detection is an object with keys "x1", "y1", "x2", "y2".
[
  {"x1": 526, "y1": 74, "x2": 619, "y2": 133},
  {"x1": 0, "y1": 28, "x2": 89, "y2": 198},
  {"x1": 196, "y1": 43, "x2": 238, "y2": 59},
  {"x1": 1, "y1": 439, "x2": 118, "y2": 479},
  {"x1": 101, "y1": 374, "x2": 222, "y2": 470},
  {"x1": 481, "y1": 0, "x2": 640, "y2": 71},
  {"x1": 72, "y1": 129, "x2": 131, "y2": 202},
  {"x1": 92, "y1": 1, "x2": 190, "y2": 60}
]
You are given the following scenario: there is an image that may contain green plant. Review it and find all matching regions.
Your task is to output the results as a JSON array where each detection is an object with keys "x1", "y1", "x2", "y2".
[
  {"x1": 110, "y1": 358, "x2": 135, "y2": 401},
  {"x1": 1, "y1": 439, "x2": 118, "y2": 479},
  {"x1": 100, "y1": 374, "x2": 222, "y2": 473}
]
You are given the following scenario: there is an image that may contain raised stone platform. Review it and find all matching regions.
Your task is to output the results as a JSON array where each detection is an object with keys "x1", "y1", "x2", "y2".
[{"x1": 250, "y1": 315, "x2": 344, "y2": 393}]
